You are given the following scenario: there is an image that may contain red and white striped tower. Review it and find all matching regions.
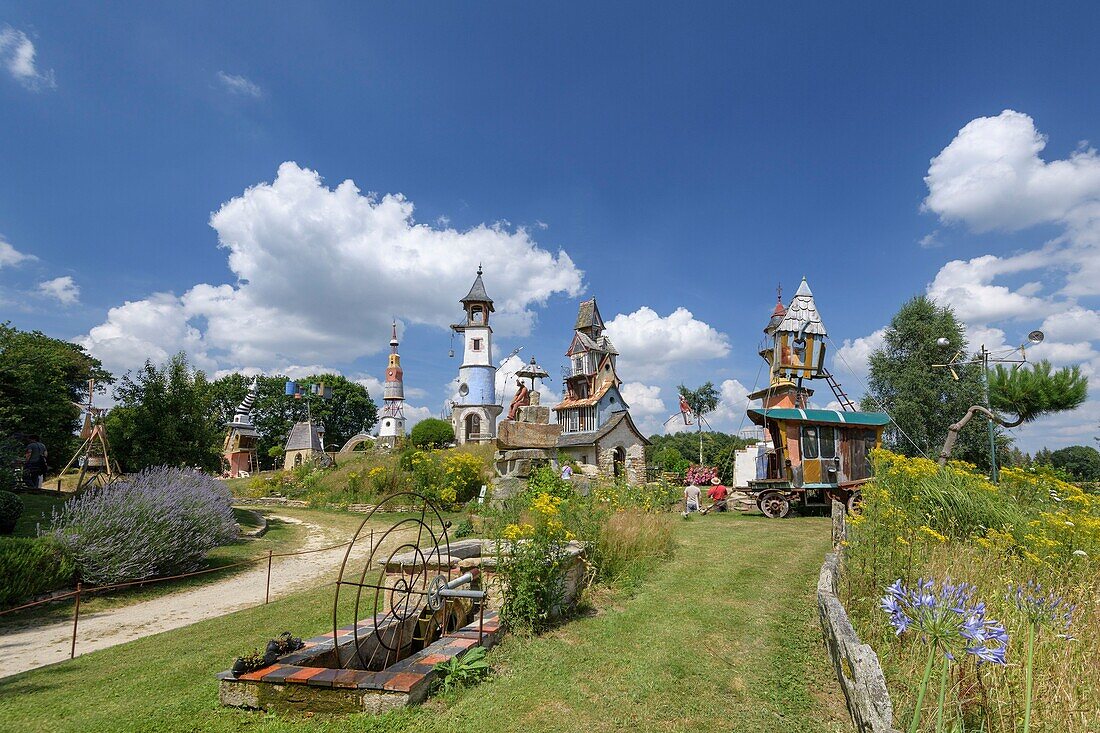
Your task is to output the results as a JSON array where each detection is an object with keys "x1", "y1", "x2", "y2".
[{"x1": 378, "y1": 321, "x2": 406, "y2": 446}]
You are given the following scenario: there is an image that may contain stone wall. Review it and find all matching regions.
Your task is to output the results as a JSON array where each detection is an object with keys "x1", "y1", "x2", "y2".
[
  {"x1": 818, "y1": 503, "x2": 899, "y2": 733},
  {"x1": 596, "y1": 417, "x2": 648, "y2": 486}
]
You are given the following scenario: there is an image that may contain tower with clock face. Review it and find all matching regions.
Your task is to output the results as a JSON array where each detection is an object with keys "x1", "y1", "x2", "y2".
[{"x1": 450, "y1": 266, "x2": 503, "y2": 444}]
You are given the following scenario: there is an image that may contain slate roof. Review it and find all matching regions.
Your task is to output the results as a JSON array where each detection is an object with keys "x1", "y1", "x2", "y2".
[
  {"x1": 776, "y1": 277, "x2": 827, "y2": 336},
  {"x1": 460, "y1": 267, "x2": 495, "y2": 311},
  {"x1": 574, "y1": 298, "x2": 603, "y2": 331},
  {"x1": 285, "y1": 420, "x2": 324, "y2": 451},
  {"x1": 746, "y1": 408, "x2": 890, "y2": 428},
  {"x1": 556, "y1": 410, "x2": 650, "y2": 447}
]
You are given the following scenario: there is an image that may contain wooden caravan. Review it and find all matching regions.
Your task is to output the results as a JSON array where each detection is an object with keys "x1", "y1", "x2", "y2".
[{"x1": 746, "y1": 408, "x2": 887, "y2": 518}]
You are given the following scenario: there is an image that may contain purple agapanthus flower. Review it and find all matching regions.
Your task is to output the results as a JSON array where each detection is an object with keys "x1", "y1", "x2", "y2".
[
  {"x1": 881, "y1": 578, "x2": 1008, "y2": 665},
  {"x1": 1009, "y1": 581, "x2": 1075, "y2": 638}
]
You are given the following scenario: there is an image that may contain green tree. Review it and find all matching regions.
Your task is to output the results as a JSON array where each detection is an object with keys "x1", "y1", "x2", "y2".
[
  {"x1": 209, "y1": 373, "x2": 377, "y2": 467},
  {"x1": 105, "y1": 353, "x2": 222, "y2": 472},
  {"x1": 1048, "y1": 445, "x2": 1100, "y2": 481},
  {"x1": 862, "y1": 296, "x2": 1004, "y2": 469},
  {"x1": 646, "y1": 431, "x2": 754, "y2": 482},
  {"x1": 0, "y1": 323, "x2": 112, "y2": 463},
  {"x1": 939, "y1": 360, "x2": 1087, "y2": 465},
  {"x1": 410, "y1": 418, "x2": 454, "y2": 449}
]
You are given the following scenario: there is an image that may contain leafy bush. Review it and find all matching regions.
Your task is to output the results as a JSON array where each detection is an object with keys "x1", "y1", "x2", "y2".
[
  {"x1": 0, "y1": 536, "x2": 76, "y2": 607},
  {"x1": 524, "y1": 465, "x2": 574, "y2": 501},
  {"x1": 496, "y1": 492, "x2": 577, "y2": 633},
  {"x1": 50, "y1": 466, "x2": 239, "y2": 584},
  {"x1": 441, "y1": 451, "x2": 486, "y2": 504},
  {"x1": 651, "y1": 445, "x2": 690, "y2": 475},
  {"x1": 433, "y1": 646, "x2": 490, "y2": 694},
  {"x1": 0, "y1": 490, "x2": 24, "y2": 534},
  {"x1": 410, "y1": 418, "x2": 454, "y2": 449}
]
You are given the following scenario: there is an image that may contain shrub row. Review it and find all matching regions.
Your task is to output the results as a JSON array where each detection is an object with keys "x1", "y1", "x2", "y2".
[
  {"x1": 0, "y1": 536, "x2": 76, "y2": 608},
  {"x1": 50, "y1": 466, "x2": 238, "y2": 585}
]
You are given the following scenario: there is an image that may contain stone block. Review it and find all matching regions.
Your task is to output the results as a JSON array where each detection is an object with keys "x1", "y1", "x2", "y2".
[
  {"x1": 497, "y1": 421, "x2": 561, "y2": 450},
  {"x1": 528, "y1": 391, "x2": 541, "y2": 406},
  {"x1": 517, "y1": 405, "x2": 550, "y2": 424}
]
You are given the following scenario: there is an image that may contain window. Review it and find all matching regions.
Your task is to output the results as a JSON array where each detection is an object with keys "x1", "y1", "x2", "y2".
[
  {"x1": 471, "y1": 306, "x2": 484, "y2": 324},
  {"x1": 472, "y1": 338, "x2": 482, "y2": 351},
  {"x1": 572, "y1": 356, "x2": 585, "y2": 375},
  {"x1": 819, "y1": 426, "x2": 836, "y2": 459},
  {"x1": 801, "y1": 425, "x2": 819, "y2": 459}
]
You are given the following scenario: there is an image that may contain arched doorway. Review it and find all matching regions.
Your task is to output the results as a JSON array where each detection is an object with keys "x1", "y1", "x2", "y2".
[
  {"x1": 464, "y1": 413, "x2": 481, "y2": 442},
  {"x1": 613, "y1": 446, "x2": 626, "y2": 477}
]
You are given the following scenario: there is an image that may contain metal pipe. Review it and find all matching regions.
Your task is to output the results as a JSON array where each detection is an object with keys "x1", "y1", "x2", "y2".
[
  {"x1": 444, "y1": 569, "x2": 480, "y2": 590},
  {"x1": 438, "y1": 588, "x2": 487, "y2": 600}
]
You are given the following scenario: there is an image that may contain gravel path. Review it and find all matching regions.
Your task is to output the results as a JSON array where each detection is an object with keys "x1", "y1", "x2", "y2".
[{"x1": 0, "y1": 513, "x2": 397, "y2": 679}]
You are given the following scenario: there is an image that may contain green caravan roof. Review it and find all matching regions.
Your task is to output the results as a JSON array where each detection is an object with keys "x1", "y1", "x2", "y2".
[{"x1": 746, "y1": 408, "x2": 890, "y2": 428}]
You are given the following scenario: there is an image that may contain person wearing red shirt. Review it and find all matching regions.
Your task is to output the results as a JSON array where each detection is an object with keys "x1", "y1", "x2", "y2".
[{"x1": 703, "y1": 476, "x2": 729, "y2": 514}]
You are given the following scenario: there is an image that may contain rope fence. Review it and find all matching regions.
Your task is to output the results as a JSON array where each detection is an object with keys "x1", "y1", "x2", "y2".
[{"x1": 0, "y1": 536, "x2": 360, "y2": 660}]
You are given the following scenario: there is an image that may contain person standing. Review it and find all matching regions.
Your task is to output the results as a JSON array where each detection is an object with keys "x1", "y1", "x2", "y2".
[
  {"x1": 683, "y1": 481, "x2": 702, "y2": 514},
  {"x1": 560, "y1": 463, "x2": 573, "y2": 481},
  {"x1": 23, "y1": 435, "x2": 48, "y2": 489}
]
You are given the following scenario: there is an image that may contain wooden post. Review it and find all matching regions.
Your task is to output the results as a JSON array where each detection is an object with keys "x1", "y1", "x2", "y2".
[
  {"x1": 265, "y1": 550, "x2": 273, "y2": 604},
  {"x1": 70, "y1": 582, "x2": 82, "y2": 659}
]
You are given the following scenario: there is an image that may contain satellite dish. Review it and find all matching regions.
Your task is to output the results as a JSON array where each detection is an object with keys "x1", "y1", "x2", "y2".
[
  {"x1": 936, "y1": 337, "x2": 951, "y2": 347},
  {"x1": 1027, "y1": 330, "x2": 1045, "y2": 345}
]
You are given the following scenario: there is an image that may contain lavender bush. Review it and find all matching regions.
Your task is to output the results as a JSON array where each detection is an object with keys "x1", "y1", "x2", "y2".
[{"x1": 50, "y1": 467, "x2": 238, "y2": 584}]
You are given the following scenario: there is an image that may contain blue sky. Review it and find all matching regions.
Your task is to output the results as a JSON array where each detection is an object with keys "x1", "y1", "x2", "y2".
[{"x1": 2, "y1": 2, "x2": 1099, "y2": 451}]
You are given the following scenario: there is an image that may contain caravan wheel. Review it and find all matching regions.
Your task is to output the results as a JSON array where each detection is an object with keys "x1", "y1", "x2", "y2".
[{"x1": 758, "y1": 492, "x2": 791, "y2": 519}]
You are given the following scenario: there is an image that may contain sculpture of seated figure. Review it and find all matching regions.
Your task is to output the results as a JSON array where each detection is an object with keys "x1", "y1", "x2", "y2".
[{"x1": 507, "y1": 379, "x2": 531, "y2": 421}]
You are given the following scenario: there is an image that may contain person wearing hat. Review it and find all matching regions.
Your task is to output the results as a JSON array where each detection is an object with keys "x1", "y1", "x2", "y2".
[{"x1": 703, "y1": 476, "x2": 729, "y2": 514}]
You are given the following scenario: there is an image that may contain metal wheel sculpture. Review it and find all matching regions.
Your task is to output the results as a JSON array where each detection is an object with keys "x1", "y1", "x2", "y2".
[{"x1": 331, "y1": 492, "x2": 483, "y2": 671}]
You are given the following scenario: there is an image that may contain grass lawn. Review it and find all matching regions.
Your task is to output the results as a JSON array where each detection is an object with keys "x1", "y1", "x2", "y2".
[
  {"x1": 10, "y1": 492, "x2": 70, "y2": 537},
  {"x1": 0, "y1": 513, "x2": 850, "y2": 733}
]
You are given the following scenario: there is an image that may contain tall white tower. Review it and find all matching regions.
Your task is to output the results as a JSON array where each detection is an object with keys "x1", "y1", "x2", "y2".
[
  {"x1": 451, "y1": 266, "x2": 503, "y2": 444},
  {"x1": 377, "y1": 321, "x2": 406, "y2": 447}
]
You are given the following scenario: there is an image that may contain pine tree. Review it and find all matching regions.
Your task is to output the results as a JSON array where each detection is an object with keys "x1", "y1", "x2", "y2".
[{"x1": 862, "y1": 296, "x2": 1000, "y2": 469}]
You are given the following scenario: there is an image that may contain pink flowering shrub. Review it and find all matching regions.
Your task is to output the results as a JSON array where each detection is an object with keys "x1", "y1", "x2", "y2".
[{"x1": 684, "y1": 465, "x2": 717, "y2": 486}]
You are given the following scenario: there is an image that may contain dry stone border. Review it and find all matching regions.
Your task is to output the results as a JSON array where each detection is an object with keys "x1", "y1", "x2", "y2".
[{"x1": 818, "y1": 501, "x2": 900, "y2": 733}]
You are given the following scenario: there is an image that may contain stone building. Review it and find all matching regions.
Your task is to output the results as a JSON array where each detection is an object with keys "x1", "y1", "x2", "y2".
[
  {"x1": 283, "y1": 420, "x2": 332, "y2": 470},
  {"x1": 552, "y1": 298, "x2": 648, "y2": 484},
  {"x1": 377, "y1": 321, "x2": 407, "y2": 448},
  {"x1": 450, "y1": 267, "x2": 503, "y2": 444}
]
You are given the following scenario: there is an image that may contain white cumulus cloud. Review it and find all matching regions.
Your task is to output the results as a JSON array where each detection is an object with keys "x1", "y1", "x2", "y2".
[
  {"x1": 0, "y1": 26, "x2": 55, "y2": 91},
  {"x1": 604, "y1": 306, "x2": 730, "y2": 379},
  {"x1": 80, "y1": 162, "x2": 584, "y2": 378},
  {"x1": 37, "y1": 275, "x2": 79, "y2": 305},
  {"x1": 0, "y1": 236, "x2": 34, "y2": 268},
  {"x1": 620, "y1": 381, "x2": 668, "y2": 435},
  {"x1": 840, "y1": 110, "x2": 1100, "y2": 451}
]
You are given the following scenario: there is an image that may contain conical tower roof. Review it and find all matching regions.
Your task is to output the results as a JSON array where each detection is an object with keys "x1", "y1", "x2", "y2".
[
  {"x1": 460, "y1": 265, "x2": 494, "y2": 311},
  {"x1": 777, "y1": 277, "x2": 827, "y2": 336}
]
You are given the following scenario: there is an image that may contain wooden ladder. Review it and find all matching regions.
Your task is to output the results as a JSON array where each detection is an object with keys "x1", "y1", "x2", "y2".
[{"x1": 821, "y1": 369, "x2": 857, "y2": 412}]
